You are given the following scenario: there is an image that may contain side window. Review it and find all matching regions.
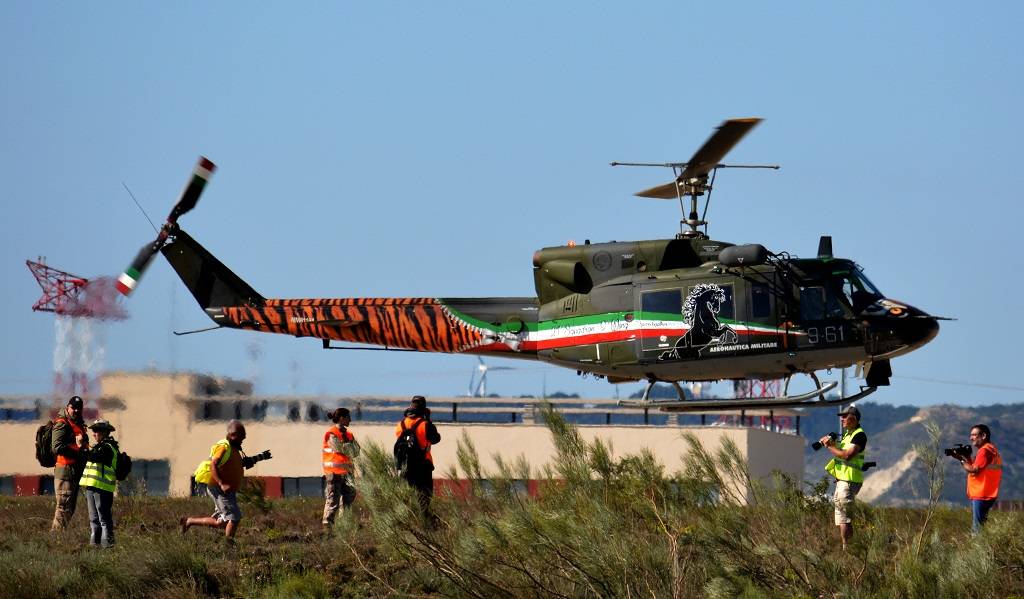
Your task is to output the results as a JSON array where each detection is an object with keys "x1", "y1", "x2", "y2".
[
  {"x1": 641, "y1": 289, "x2": 682, "y2": 317},
  {"x1": 751, "y1": 283, "x2": 772, "y2": 319}
]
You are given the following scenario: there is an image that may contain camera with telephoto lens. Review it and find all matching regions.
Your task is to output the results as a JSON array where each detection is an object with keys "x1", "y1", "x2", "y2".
[
  {"x1": 812, "y1": 432, "x2": 838, "y2": 451},
  {"x1": 944, "y1": 444, "x2": 972, "y2": 460},
  {"x1": 242, "y1": 449, "x2": 273, "y2": 468}
]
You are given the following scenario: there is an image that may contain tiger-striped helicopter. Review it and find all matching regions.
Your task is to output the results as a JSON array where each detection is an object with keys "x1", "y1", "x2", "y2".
[{"x1": 116, "y1": 118, "x2": 941, "y2": 412}]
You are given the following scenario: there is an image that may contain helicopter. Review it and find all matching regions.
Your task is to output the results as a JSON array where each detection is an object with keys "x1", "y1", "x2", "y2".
[{"x1": 116, "y1": 118, "x2": 941, "y2": 412}]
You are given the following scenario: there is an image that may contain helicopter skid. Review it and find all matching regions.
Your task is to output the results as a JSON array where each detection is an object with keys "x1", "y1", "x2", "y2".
[{"x1": 618, "y1": 381, "x2": 877, "y2": 413}]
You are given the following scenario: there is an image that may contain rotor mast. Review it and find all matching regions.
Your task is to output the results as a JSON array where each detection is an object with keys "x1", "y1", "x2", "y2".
[{"x1": 612, "y1": 118, "x2": 778, "y2": 239}]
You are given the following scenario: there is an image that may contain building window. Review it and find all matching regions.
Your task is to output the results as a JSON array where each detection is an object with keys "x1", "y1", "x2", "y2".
[
  {"x1": 282, "y1": 477, "x2": 324, "y2": 497},
  {"x1": 123, "y1": 459, "x2": 171, "y2": 496}
]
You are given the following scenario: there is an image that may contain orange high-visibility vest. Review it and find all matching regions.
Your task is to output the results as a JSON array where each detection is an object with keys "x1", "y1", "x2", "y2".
[
  {"x1": 395, "y1": 416, "x2": 433, "y2": 465},
  {"x1": 55, "y1": 418, "x2": 85, "y2": 467},
  {"x1": 322, "y1": 426, "x2": 354, "y2": 475},
  {"x1": 967, "y1": 443, "x2": 1002, "y2": 500}
]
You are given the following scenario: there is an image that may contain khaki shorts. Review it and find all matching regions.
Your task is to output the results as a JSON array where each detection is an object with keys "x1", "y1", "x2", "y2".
[
  {"x1": 207, "y1": 485, "x2": 242, "y2": 523},
  {"x1": 833, "y1": 480, "x2": 862, "y2": 525}
]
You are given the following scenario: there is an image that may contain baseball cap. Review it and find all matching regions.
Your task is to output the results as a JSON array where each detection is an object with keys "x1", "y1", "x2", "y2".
[
  {"x1": 67, "y1": 395, "x2": 84, "y2": 410},
  {"x1": 837, "y1": 405, "x2": 861, "y2": 418}
]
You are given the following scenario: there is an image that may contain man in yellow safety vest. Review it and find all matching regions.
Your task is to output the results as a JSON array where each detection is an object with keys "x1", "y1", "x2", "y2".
[{"x1": 820, "y1": 405, "x2": 867, "y2": 551}]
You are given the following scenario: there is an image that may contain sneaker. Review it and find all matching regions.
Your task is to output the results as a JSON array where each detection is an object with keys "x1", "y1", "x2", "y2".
[{"x1": 179, "y1": 517, "x2": 189, "y2": 535}]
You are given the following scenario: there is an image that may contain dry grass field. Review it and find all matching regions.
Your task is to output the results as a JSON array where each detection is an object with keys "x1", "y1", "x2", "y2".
[{"x1": 2, "y1": 411, "x2": 1022, "y2": 598}]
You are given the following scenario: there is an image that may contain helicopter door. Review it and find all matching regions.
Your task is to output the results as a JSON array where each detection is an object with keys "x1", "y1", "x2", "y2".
[
  {"x1": 794, "y1": 285, "x2": 850, "y2": 350},
  {"x1": 745, "y1": 281, "x2": 786, "y2": 353},
  {"x1": 639, "y1": 282, "x2": 739, "y2": 361},
  {"x1": 638, "y1": 286, "x2": 684, "y2": 357}
]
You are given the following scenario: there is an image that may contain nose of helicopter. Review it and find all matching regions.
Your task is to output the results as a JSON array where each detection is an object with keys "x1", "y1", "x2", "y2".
[{"x1": 862, "y1": 299, "x2": 940, "y2": 358}]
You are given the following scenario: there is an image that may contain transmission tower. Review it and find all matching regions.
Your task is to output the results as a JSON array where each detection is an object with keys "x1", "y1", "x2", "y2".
[
  {"x1": 726, "y1": 379, "x2": 792, "y2": 431},
  {"x1": 27, "y1": 258, "x2": 127, "y2": 400}
]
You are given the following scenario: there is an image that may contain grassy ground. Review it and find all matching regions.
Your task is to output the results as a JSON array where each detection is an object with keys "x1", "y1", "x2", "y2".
[{"x1": 2, "y1": 412, "x2": 1022, "y2": 598}]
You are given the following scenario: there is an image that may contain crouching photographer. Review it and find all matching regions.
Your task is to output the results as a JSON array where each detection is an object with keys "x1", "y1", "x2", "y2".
[
  {"x1": 951, "y1": 424, "x2": 1002, "y2": 533},
  {"x1": 819, "y1": 405, "x2": 868, "y2": 551}
]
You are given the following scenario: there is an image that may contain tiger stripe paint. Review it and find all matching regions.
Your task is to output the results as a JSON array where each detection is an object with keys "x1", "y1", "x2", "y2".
[{"x1": 213, "y1": 297, "x2": 803, "y2": 358}]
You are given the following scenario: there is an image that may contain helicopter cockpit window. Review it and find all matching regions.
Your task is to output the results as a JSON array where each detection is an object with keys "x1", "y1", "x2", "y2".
[
  {"x1": 641, "y1": 289, "x2": 683, "y2": 318},
  {"x1": 831, "y1": 267, "x2": 884, "y2": 313},
  {"x1": 800, "y1": 286, "x2": 844, "y2": 320}
]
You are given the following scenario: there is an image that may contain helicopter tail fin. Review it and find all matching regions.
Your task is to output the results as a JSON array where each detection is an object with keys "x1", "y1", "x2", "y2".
[{"x1": 161, "y1": 228, "x2": 265, "y2": 310}]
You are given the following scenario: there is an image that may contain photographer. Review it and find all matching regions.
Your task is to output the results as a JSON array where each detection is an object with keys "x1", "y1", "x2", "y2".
[
  {"x1": 180, "y1": 420, "x2": 272, "y2": 540},
  {"x1": 820, "y1": 405, "x2": 867, "y2": 551},
  {"x1": 395, "y1": 395, "x2": 441, "y2": 521},
  {"x1": 957, "y1": 424, "x2": 1002, "y2": 532}
]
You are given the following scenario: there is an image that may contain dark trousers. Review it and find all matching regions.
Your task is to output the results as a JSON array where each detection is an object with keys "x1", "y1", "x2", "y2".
[
  {"x1": 402, "y1": 468, "x2": 434, "y2": 518},
  {"x1": 85, "y1": 487, "x2": 115, "y2": 547}
]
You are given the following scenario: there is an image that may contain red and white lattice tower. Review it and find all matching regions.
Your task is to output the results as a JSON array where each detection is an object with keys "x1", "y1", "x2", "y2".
[
  {"x1": 27, "y1": 258, "x2": 127, "y2": 400},
  {"x1": 726, "y1": 379, "x2": 792, "y2": 432}
]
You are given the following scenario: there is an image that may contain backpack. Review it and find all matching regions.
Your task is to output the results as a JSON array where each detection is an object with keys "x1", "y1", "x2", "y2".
[
  {"x1": 115, "y1": 451, "x2": 132, "y2": 481},
  {"x1": 394, "y1": 419, "x2": 426, "y2": 472},
  {"x1": 193, "y1": 440, "x2": 231, "y2": 485},
  {"x1": 35, "y1": 420, "x2": 58, "y2": 468}
]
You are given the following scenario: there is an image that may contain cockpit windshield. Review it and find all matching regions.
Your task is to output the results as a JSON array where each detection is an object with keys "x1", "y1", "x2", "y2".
[{"x1": 830, "y1": 265, "x2": 884, "y2": 312}]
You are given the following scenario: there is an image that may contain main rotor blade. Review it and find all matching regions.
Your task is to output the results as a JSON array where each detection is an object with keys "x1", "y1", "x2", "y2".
[
  {"x1": 168, "y1": 156, "x2": 216, "y2": 223},
  {"x1": 679, "y1": 117, "x2": 762, "y2": 180},
  {"x1": 634, "y1": 181, "x2": 683, "y2": 199}
]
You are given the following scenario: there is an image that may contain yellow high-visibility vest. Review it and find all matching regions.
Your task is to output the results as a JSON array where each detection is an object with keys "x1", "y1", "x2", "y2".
[
  {"x1": 825, "y1": 427, "x2": 866, "y2": 483},
  {"x1": 81, "y1": 440, "x2": 119, "y2": 493}
]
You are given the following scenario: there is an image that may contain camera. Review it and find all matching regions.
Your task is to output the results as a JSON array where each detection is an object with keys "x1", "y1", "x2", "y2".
[
  {"x1": 242, "y1": 449, "x2": 273, "y2": 469},
  {"x1": 812, "y1": 432, "x2": 838, "y2": 451},
  {"x1": 944, "y1": 444, "x2": 972, "y2": 460}
]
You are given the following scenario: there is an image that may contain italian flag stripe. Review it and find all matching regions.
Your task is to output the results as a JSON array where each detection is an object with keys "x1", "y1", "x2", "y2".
[
  {"x1": 116, "y1": 270, "x2": 139, "y2": 295},
  {"x1": 194, "y1": 157, "x2": 216, "y2": 180}
]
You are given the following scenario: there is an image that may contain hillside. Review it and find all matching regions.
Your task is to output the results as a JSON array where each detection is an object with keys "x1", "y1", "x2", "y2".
[{"x1": 801, "y1": 402, "x2": 1023, "y2": 505}]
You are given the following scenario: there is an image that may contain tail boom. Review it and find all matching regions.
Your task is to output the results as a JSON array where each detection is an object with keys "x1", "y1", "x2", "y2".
[{"x1": 209, "y1": 297, "x2": 539, "y2": 355}]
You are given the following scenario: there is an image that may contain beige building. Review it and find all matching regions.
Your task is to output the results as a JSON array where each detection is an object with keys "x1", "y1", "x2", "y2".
[{"x1": 0, "y1": 372, "x2": 804, "y2": 501}]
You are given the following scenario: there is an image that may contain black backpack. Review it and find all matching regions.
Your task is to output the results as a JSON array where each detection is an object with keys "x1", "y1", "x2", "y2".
[
  {"x1": 98, "y1": 438, "x2": 132, "y2": 481},
  {"x1": 394, "y1": 419, "x2": 426, "y2": 472},
  {"x1": 34, "y1": 419, "x2": 59, "y2": 468},
  {"x1": 115, "y1": 450, "x2": 133, "y2": 481}
]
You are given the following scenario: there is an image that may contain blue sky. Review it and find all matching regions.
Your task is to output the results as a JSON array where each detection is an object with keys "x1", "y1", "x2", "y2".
[{"x1": 2, "y1": 3, "x2": 1022, "y2": 406}]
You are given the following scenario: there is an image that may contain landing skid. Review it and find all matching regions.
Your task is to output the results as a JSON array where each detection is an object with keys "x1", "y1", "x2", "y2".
[{"x1": 618, "y1": 381, "x2": 877, "y2": 413}]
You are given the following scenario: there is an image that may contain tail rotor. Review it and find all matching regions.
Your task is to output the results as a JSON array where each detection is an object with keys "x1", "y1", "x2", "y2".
[{"x1": 116, "y1": 157, "x2": 216, "y2": 296}]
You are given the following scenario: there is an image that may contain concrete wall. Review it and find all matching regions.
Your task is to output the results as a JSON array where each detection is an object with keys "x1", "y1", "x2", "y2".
[{"x1": 0, "y1": 372, "x2": 805, "y2": 500}]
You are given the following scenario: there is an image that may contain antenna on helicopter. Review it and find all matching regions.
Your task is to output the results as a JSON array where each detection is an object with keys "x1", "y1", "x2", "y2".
[{"x1": 611, "y1": 118, "x2": 779, "y2": 239}]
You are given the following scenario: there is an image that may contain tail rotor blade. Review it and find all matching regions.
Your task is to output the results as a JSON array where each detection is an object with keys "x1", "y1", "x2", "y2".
[
  {"x1": 168, "y1": 157, "x2": 216, "y2": 223},
  {"x1": 119, "y1": 156, "x2": 216, "y2": 297},
  {"x1": 116, "y1": 239, "x2": 162, "y2": 296}
]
